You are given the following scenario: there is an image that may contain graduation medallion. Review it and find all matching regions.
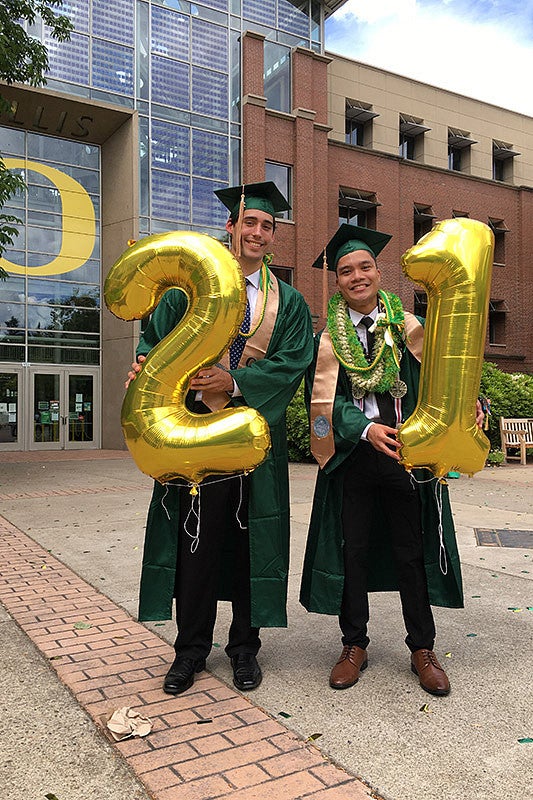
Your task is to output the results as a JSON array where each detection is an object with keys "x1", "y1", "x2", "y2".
[
  {"x1": 313, "y1": 415, "x2": 331, "y2": 438},
  {"x1": 389, "y1": 379, "x2": 407, "y2": 398},
  {"x1": 351, "y1": 386, "x2": 366, "y2": 400}
]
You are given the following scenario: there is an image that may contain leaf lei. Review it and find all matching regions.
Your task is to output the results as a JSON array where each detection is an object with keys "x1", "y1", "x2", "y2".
[{"x1": 327, "y1": 290, "x2": 406, "y2": 395}]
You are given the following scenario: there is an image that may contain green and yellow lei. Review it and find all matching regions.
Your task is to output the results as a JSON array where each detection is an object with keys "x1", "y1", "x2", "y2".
[{"x1": 327, "y1": 289, "x2": 405, "y2": 396}]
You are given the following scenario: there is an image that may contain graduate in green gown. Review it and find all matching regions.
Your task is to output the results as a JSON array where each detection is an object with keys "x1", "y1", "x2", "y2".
[
  {"x1": 128, "y1": 182, "x2": 314, "y2": 695},
  {"x1": 300, "y1": 224, "x2": 482, "y2": 697}
]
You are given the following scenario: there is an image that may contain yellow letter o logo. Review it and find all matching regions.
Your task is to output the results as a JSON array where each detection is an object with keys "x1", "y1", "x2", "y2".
[{"x1": 0, "y1": 158, "x2": 96, "y2": 277}]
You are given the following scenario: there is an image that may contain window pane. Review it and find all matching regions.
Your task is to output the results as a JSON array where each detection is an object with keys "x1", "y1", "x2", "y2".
[
  {"x1": 192, "y1": 68, "x2": 228, "y2": 117},
  {"x1": 152, "y1": 120, "x2": 190, "y2": 172},
  {"x1": 28, "y1": 135, "x2": 99, "y2": 169},
  {"x1": 264, "y1": 41, "x2": 291, "y2": 113},
  {"x1": 151, "y1": 170, "x2": 190, "y2": 222},
  {"x1": 27, "y1": 280, "x2": 99, "y2": 308},
  {"x1": 45, "y1": 32, "x2": 89, "y2": 85},
  {"x1": 243, "y1": 0, "x2": 275, "y2": 25},
  {"x1": 61, "y1": 0, "x2": 90, "y2": 33},
  {"x1": 152, "y1": 56, "x2": 190, "y2": 108},
  {"x1": 278, "y1": 0, "x2": 309, "y2": 38},
  {"x1": 192, "y1": 130, "x2": 228, "y2": 180},
  {"x1": 92, "y1": 0, "x2": 135, "y2": 45},
  {"x1": 151, "y1": 6, "x2": 189, "y2": 60},
  {"x1": 192, "y1": 178, "x2": 229, "y2": 227},
  {"x1": 192, "y1": 19, "x2": 228, "y2": 71},
  {"x1": 92, "y1": 40, "x2": 134, "y2": 96}
]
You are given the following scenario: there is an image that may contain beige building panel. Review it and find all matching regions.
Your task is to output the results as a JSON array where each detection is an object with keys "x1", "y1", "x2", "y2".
[{"x1": 327, "y1": 53, "x2": 533, "y2": 187}]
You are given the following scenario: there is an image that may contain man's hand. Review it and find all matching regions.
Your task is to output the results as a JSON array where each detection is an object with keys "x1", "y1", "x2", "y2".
[
  {"x1": 189, "y1": 366, "x2": 234, "y2": 393},
  {"x1": 124, "y1": 354, "x2": 146, "y2": 389},
  {"x1": 366, "y1": 423, "x2": 402, "y2": 460}
]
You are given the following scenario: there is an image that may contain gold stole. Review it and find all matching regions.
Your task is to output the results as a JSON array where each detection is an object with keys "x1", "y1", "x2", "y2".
[
  {"x1": 202, "y1": 273, "x2": 280, "y2": 411},
  {"x1": 310, "y1": 311, "x2": 424, "y2": 468}
]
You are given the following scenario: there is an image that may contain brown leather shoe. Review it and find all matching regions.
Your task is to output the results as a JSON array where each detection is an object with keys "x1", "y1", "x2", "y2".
[
  {"x1": 329, "y1": 645, "x2": 368, "y2": 689},
  {"x1": 411, "y1": 649, "x2": 450, "y2": 696}
]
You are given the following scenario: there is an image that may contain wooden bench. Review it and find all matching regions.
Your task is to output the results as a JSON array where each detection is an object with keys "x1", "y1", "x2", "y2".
[{"x1": 499, "y1": 417, "x2": 533, "y2": 465}]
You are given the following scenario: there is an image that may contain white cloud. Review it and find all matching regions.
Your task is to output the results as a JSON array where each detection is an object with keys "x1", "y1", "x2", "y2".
[{"x1": 326, "y1": 0, "x2": 533, "y2": 116}]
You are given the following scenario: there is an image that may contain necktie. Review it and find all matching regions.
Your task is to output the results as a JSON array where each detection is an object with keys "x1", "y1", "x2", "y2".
[
  {"x1": 229, "y1": 281, "x2": 251, "y2": 369},
  {"x1": 360, "y1": 315, "x2": 375, "y2": 363},
  {"x1": 359, "y1": 315, "x2": 396, "y2": 428}
]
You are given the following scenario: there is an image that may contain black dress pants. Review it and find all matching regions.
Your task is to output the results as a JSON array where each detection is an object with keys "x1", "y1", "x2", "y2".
[
  {"x1": 340, "y1": 440, "x2": 436, "y2": 653},
  {"x1": 173, "y1": 463, "x2": 260, "y2": 662}
]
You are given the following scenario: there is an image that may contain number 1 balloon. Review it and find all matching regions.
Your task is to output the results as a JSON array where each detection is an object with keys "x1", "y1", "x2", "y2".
[
  {"x1": 104, "y1": 231, "x2": 271, "y2": 485},
  {"x1": 398, "y1": 218, "x2": 493, "y2": 478}
]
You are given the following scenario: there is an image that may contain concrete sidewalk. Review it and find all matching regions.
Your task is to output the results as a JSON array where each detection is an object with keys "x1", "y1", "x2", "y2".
[{"x1": 1, "y1": 451, "x2": 532, "y2": 800}]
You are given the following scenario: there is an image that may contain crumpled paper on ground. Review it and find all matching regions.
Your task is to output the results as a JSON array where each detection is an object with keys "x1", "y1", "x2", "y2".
[{"x1": 106, "y1": 707, "x2": 152, "y2": 741}]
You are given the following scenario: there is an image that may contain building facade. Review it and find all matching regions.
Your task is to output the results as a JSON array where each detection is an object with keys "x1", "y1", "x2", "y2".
[{"x1": 0, "y1": 0, "x2": 531, "y2": 452}]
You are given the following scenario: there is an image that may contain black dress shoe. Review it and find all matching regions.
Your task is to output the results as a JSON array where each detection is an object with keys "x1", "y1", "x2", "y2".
[
  {"x1": 231, "y1": 653, "x2": 262, "y2": 691},
  {"x1": 163, "y1": 656, "x2": 206, "y2": 695}
]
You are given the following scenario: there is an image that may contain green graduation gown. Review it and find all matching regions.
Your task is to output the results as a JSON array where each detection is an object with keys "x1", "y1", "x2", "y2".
[
  {"x1": 300, "y1": 330, "x2": 464, "y2": 616},
  {"x1": 137, "y1": 279, "x2": 314, "y2": 627}
]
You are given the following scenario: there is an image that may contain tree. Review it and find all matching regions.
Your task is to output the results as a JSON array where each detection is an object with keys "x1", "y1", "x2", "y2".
[{"x1": 0, "y1": 0, "x2": 73, "y2": 269}]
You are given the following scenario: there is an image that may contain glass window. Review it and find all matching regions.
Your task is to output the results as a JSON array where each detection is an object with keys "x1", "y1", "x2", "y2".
[
  {"x1": 151, "y1": 6, "x2": 189, "y2": 60},
  {"x1": 151, "y1": 56, "x2": 190, "y2": 108},
  {"x1": 198, "y1": 0, "x2": 228, "y2": 9},
  {"x1": 265, "y1": 161, "x2": 291, "y2": 220},
  {"x1": 0, "y1": 128, "x2": 25, "y2": 156},
  {"x1": 489, "y1": 219, "x2": 508, "y2": 265},
  {"x1": 192, "y1": 18, "x2": 228, "y2": 71},
  {"x1": 346, "y1": 118, "x2": 364, "y2": 146},
  {"x1": 28, "y1": 136, "x2": 100, "y2": 169},
  {"x1": 0, "y1": 372, "x2": 19, "y2": 444},
  {"x1": 192, "y1": 67, "x2": 228, "y2": 117},
  {"x1": 91, "y1": 0, "x2": 135, "y2": 45},
  {"x1": 137, "y1": 0, "x2": 150, "y2": 99},
  {"x1": 399, "y1": 134, "x2": 415, "y2": 160},
  {"x1": 448, "y1": 145, "x2": 462, "y2": 171},
  {"x1": 27, "y1": 280, "x2": 99, "y2": 308},
  {"x1": 278, "y1": 0, "x2": 309, "y2": 38},
  {"x1": 489, "y1": 302, "x2": 506, "y2": 345},
  {"x1": 61, "y1": 0, "x2": 90, "y2": 33},
  {"x1": 91, "y1": 40, "x2": 134, "y2": 96},
  {"x1": 264, "y1": 41, "x2": 291, "y2": 113},
  {"x1": 192, "y1": 178, "x2": 230, "y2": 227},
  {"x1": 192, "y1": 129, "x2": 228, "y2": 180},
  {"x1": 27, "y1": 303, "x2": 99, "y2": 332},
  {"x1": 45, "y1": 32, "x2": 90, "y2": 86},
  {"x1": 152, "y1": 120, "x2": 190, "y2": 172},
  {"x1": 243, "y1": 0, "x2": 275, "y2": 25},
  {"x1": 151, "y1": 170, "x2": 191, "y2": 222}
]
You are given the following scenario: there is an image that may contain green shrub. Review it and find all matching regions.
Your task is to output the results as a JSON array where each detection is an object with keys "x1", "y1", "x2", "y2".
[
  {"x1": 286, "y1": 382, "x2": 313, "y2": 462},
  {"x1": 485, "y1": 449, "x2": 505, "y2": 466},
  {"x1": 480, "y1": 362, "x2": 533, "y2": 449}
]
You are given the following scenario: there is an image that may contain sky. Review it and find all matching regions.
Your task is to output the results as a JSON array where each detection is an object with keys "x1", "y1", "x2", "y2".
[{"x1": 325, "y1": 0, "x2": 533, "y2": 117}]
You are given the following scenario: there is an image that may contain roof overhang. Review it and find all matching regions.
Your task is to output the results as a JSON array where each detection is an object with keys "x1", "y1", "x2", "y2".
[{"x1": 322, "y1": 0, "x2": 350, "y2": 19}]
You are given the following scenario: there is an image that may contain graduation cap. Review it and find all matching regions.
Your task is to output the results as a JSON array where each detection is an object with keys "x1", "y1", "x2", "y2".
[
  {"x1": 214, "y1": 181, "x2": 290, "y2": 222},
  {"x1": 313, "y1": 224, "x2": 392, "y2": 318},
  {"x1": 215, "y1": 181, "x2": 290, "y2": 258},
  {"x1": 312, "y1": 223, "x2": 392, "y2": 272}
]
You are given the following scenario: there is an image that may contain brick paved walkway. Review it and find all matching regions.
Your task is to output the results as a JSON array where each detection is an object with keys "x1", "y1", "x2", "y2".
[{"x1": 0, "y1": 511, "x2": 375, "y2": 800}]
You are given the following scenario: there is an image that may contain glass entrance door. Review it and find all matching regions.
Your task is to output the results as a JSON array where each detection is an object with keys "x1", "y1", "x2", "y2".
[
  {"x1": 30, "y1": 368, "x2": 99, "y2": 450},
  {"x1": 0, "y1": 369, "x2": 22, "y2": 449}
]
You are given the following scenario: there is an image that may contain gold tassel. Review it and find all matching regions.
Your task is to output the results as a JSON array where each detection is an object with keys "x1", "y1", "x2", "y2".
[
  {"x1": 231, "y1": 185, "x2": 246, "y2": 259},
  {"x1": 322, "y1": 247, "x2": 328, "y2": 319}
]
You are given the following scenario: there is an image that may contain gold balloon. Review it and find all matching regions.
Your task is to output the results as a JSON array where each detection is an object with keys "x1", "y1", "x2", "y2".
[
  {"x1": 398, "y1": 218, "x2": 493, "y2": 478},
  {"x1": 104, "y1": 231, "x2": 271, "y2": 484}
]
